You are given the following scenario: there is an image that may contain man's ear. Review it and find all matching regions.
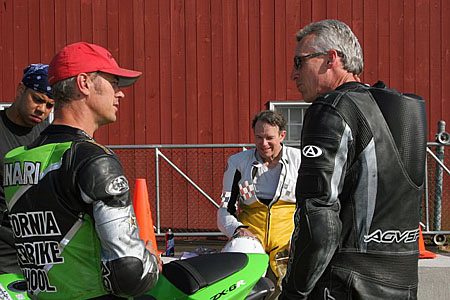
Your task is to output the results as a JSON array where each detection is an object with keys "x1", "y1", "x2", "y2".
[
  {"x1": 16, "y1": 82, "x2": 26, "y2": 96},
  {"x1": 326, "y1": 50, "x2": 339, "y2": 67},
  {"x1": 76, "y1": 73, "x2": 92, "y2": 96},
  {"x1": 279, "y1": 130, "x2": 287, "y2": 142}
]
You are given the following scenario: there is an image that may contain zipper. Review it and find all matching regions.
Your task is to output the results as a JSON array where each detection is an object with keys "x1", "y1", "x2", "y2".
[
  {"x1": 266, "y1": 162, "x2": 286, "y2": 245},
  {"x1": 265, "y1": 205, "x2": 271, "y2": 244}
]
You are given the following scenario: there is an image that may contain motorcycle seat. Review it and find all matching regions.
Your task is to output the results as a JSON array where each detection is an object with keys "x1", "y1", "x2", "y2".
[{"x1": 162, "y1": 252, "x2": 248, "y2": 295}]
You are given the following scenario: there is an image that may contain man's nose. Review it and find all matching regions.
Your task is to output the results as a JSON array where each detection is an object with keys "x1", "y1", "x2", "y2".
[
  {"x1": 35, "y1": 103, "x2": 46, "y2": 114},
  {"x1": 115, "y1": 90, "x2": 125, "y2": 98}
]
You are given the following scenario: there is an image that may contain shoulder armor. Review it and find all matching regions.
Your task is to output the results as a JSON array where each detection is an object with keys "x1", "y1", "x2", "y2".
[
  {"x1": 74, "y1": 142, "x2": 130, "y2": 207},
  {"x1": 228, "y1": 149, "x2": 256, "y2": 169},
  {"x1": 72, "y1": 140, "x2": 115, "y2": 160},
  {"x1": 315, "y1": 90, "x2": 344, "y2": 106}
]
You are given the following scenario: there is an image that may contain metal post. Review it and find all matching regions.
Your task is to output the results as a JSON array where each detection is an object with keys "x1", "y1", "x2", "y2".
[
  {"x1": 424, "y1": 154, "x2": 430, "y2": 231},
  {"x1": 433, "y1": 120, "x2": 446, "y2": 231},
  {"x1": 155, "y1": 148, "x2": 161, "y2": 234},
  {"x1": 157, "y1": 150, "x2": 220, "y2": 208}
]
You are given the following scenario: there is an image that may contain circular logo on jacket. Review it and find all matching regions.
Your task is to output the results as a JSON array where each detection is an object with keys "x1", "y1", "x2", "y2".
[
  {"x1": 106, "y1": 175, "x2": 129, "y2": 195},
  {"x1": 302, "y1": 145, "x2": 323, "y2": 158}
]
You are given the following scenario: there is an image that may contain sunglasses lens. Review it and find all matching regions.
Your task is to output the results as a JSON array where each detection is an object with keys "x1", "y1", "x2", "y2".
[{"x1": 294, "y1": 57, "x2": 301, "y2": 69}]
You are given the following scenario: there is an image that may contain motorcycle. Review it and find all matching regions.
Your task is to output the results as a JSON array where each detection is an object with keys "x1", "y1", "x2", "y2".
[{"x1": 0, "y1": 252, "x2": 274, "y2": 300}]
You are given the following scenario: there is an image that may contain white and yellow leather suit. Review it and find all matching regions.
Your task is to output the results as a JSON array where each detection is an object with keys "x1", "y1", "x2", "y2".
[{"x1": 217, "y1": 145, "x2": 301, "y2": 278}]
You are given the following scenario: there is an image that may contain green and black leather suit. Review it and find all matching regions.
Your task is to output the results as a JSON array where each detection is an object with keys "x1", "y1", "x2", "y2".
[{"x1": 3, "y1": 125, "x2": 159, "y2": 299}]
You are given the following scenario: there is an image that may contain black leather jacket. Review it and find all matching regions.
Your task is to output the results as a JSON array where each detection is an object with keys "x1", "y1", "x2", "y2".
[{"x1": 282, "y1": 82, "x2": 426, "y2": 298}]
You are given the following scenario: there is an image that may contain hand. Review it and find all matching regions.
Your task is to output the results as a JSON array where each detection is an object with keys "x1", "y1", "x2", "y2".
[
  {"x1": 233, "y1": 227, "x2": 256, "y2": 238},
  {"x1": 146, "y1": 241, "x2": 163, "y2": 272}
]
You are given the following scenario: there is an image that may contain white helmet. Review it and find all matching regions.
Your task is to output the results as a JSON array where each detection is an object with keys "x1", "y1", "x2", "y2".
[{"x1": 221, "y1": 236, "x2": 265, "y2": 254}]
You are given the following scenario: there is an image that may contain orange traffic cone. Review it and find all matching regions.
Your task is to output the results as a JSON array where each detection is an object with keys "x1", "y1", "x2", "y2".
[
  {"x1": 133, "y1": 178, "x2": 160, "y2": 253},
  {"x1": 418, "y1": 225, "x2": 436, "y2": 259}
]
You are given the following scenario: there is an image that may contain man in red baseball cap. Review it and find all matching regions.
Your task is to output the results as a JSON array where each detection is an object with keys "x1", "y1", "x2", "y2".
[
  {"x1": 3, "y1": 42, "x2": 161, "y2": 299},
  {"x1": 48, "y1": 42, "x2": 142, "y2": 87}
]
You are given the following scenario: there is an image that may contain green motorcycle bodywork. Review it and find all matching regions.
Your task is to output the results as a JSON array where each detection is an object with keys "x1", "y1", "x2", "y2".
[
  {"x1": 0, "y1": 273, "x2": 29, "y2": 300},
  {"x1": 145, "y1": 253, "x2": 268, "y2": 300},
  {"x1": 0, "y1": 253, "x2": 269, "y2": 300}
]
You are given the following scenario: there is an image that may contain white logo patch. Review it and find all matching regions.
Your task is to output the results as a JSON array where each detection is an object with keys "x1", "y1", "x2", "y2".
[
  {"x1": 364, "y1": 229, "x2": 419, "y2": 244},
  {"x1": 106, "y1": 176, "x2": 129, "y2": 195},
  {"x1": 302, "y1": 145, "x2": 323, "y2": 158}
]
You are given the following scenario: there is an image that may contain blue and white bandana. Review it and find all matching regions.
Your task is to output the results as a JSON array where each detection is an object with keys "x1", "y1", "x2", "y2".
[{"x1": 22, "y1": 63, "x2": 53, "y2": 98}]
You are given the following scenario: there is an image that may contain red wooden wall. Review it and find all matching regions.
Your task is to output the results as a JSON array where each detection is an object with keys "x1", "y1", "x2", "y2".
[
  {"x1": 1, "y1": 0, "x2": 449, "y2": 142},
  {"x1": 1, "y1": 0, "x2": 449, "y2": 232}
]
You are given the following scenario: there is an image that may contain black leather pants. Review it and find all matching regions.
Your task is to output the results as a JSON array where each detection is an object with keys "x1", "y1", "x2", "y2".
[{"x1": 308, "y1": 265, "x2": 418, "y2": 300}]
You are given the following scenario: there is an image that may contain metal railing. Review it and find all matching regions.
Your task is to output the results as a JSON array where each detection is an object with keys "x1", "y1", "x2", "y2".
[
  {"x1": 422, "y1": 120, "x2": 450, "y2": 244},
  {"x1": 109, "y1": 133, "x2": 450, "y2": 242},
  {"x1": 109, "y1": 144, "x2": 254, "y2": 236}
]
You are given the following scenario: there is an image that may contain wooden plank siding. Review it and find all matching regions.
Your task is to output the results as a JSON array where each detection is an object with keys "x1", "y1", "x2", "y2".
[
  {"x1": 1, "y1": 0, "x2": 449, "y2": 231},
  {"x1": 2, "y1": 0, "x2": 447, "y2": 141}
]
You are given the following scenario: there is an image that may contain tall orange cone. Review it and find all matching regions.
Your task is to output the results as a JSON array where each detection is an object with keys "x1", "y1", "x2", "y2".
[
  {"x1": 133, "y1": 178, "x2": 159, "y2": 253},
  {"x1": 418, "y1": 225, "x2": 436, "y2": 259}
]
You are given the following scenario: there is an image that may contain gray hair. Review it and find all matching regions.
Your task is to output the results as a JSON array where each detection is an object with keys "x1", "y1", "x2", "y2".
[
  {"x1": 52, "y1": 72, "x2": 99, "y2": 109},
  {"x1": 296, "y1": 19, "x2": 363, "y2": 75},
  {"x1": 51, "y1": 77, "x2": 77, "y2": 109},
  {"x1": 252, "y1": 110, "x2": 287, "y2": 132}
]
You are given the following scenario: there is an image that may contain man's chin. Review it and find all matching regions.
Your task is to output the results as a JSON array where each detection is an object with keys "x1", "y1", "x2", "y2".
[
  {"x1": 300, "y1": 93, "x2": 313, "y2": 103},
  {"x1": 258, "y1": 152, "x2": 273, "y2": 161},
  {"x1": 26, "y1": 119, "x2": 41, "y2": 127},
  {"x1": 100, "y1": 116, "x2": 117, "y2": 126}
]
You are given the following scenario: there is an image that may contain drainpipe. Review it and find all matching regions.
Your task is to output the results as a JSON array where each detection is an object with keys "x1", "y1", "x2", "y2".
[{"x1": 433, "y1": 120, "x2": 449, "y2": 230}]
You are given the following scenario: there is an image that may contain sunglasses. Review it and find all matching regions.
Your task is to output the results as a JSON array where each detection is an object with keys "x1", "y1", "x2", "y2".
[
  {"x1": 95, "y1": 72, "x2": 120, "y2": 90},
  {"x1": 293, "y1": 52, "x2": 328, "y2": 70}
]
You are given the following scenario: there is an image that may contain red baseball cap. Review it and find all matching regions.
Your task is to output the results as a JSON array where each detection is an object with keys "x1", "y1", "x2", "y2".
[{"x1": 48, "y1": 42, "x2": 142, "y2": 87}]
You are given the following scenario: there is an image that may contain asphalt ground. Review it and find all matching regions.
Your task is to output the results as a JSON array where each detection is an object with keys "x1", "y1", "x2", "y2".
[{"x1": 418, "y1": 245, "x2": 450, "y2": 299}]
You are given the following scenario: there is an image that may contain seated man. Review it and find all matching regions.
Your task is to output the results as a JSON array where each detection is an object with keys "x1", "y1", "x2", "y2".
[{"x1": 217, "y1": 110, "x2": 301, "y2": 286}]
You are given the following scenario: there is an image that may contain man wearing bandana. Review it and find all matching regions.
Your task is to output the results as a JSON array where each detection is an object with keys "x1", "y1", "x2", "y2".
[{"x1": 0, "y1": 63, "x2": 55, "y2": 274}]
